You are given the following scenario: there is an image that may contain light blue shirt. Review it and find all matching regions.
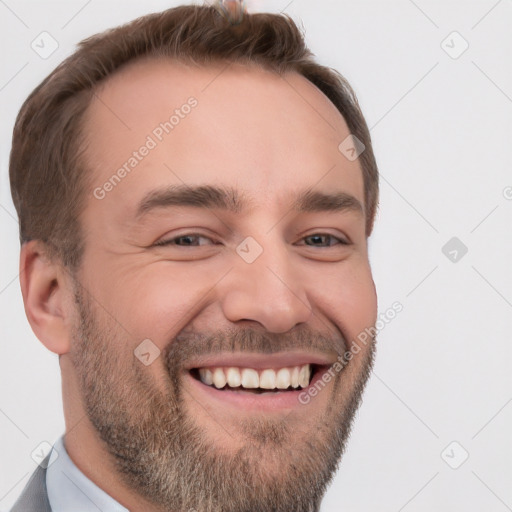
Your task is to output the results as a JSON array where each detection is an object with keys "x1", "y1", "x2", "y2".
[{"x1": 46, "y1": 436, "x2": 129, "y2": 512}]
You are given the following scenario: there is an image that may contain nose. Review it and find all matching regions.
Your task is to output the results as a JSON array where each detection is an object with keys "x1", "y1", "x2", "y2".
[{"x1": 219, "y1": 238, "x2": 313, "y2": 333}]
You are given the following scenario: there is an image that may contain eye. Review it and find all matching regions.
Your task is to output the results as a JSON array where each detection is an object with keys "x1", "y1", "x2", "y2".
[
  {"x1": 153, "y1": 232, "x2": 349, "y2": 250},
  {"x1": 154, "y1": 234, "x2": 218, "y2": 247},
  {"x1": 298, "y1": 233, "x2": 350, "y2": 248}
]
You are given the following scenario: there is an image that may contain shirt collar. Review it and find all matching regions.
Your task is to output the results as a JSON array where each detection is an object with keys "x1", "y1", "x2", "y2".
[{"x1": 46, "y1": 435, "x2": 129, "y2": 512}]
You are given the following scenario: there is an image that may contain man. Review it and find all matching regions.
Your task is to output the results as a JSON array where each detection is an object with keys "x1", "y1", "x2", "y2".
[{"x1": 9, "y1": 1, "x2": 379, "y2": 510}]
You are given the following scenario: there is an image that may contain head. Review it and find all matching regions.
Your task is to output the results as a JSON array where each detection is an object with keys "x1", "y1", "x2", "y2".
[{"x1": 11, "y1": 4, "x2": 379, "y2": 512}]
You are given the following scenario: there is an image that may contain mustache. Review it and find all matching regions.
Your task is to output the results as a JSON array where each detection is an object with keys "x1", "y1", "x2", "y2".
[{"x1": 163, "y1": 324, "x2": 347, "y2": 371}]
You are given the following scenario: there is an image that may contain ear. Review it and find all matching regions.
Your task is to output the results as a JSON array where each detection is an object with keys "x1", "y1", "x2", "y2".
[{"x1": 19, "y1": 240, "x2": 74, "y2": 355}]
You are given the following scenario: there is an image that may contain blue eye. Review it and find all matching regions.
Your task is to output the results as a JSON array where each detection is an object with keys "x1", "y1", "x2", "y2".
[
  {"x1": 300, "y1": 234, "x2": 349, "y2": 247},
  {"x1": 154, "y1": 234, "x2": 216, "y2": 247},
  {"x1": 154, "y1": 233, "x2": 349, "y2": 248}
]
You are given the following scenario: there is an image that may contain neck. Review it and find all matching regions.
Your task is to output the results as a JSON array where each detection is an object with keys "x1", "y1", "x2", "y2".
[{"x1": 60, "y1": 355, "x2": 168, "y2": 512}]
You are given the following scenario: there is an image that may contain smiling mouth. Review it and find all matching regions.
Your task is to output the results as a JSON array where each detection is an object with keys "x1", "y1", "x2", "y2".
[{"x1": 189, "y1": 364, "x2": 323, "y2": 394}]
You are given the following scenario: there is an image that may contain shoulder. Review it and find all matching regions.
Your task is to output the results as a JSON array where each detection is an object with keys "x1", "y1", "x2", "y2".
[{"x1": 9, "y1": 455, "x2": 52, "y2": 512}]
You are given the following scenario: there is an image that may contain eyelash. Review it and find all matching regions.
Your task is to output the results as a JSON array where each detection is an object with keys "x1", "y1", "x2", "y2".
[{"x1": 153, "y1": 233, "x2": 350, "y2": 248}]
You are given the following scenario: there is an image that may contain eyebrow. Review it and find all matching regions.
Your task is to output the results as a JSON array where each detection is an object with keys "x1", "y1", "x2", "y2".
[{"x1": 135, "y1": 184, "x2": 364, "y2": 219}]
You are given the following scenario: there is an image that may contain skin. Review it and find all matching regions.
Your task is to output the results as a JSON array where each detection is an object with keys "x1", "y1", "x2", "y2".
[{"x1": 20, "y1": 59, "x2": 378, "y2": 512}]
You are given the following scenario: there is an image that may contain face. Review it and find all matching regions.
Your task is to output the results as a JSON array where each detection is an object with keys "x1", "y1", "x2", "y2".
[{"x1": 67, "y1": 58, "x2": 378, "y2": 512}]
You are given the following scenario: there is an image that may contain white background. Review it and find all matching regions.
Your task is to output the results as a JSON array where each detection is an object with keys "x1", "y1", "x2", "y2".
[{"x1": 1, "y1": 0, "x2": 511, "y2": 510}]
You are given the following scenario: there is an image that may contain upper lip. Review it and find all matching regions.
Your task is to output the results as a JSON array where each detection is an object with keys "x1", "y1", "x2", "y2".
[{"x1": 184, "y1": 351, "x2": 338, "y2": 371}]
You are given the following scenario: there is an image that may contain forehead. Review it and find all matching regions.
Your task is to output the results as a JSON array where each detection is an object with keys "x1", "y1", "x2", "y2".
[{"x1": 81, "y1": 58, "x2": 364, "y2": 223}]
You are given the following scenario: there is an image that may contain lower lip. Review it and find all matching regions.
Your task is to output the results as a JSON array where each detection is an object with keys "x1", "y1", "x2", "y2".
[{"x1": 184, "y1": 366, "x2": 329, "y2": 412}]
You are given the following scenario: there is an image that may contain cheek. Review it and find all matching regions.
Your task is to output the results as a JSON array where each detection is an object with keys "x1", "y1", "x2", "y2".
[
  {"x1": 307, "y1": 259, "x2": 377, "y2": 341},
  {"x1": 83, "y1": 250, "x2": 376, "y2": 351},
  {"x1": 93, "y1": 261, "x2": 224, "y2": 342}
]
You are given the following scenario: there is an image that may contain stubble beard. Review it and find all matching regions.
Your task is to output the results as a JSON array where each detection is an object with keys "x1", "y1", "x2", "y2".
[{"x1": 69, "y1": 283, "x2": 376, "y2": 512}]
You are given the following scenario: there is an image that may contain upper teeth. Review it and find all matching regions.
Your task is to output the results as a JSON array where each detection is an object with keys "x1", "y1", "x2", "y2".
[{"x1": 198, "y1": 364, "x2": 312, "y2": 390}]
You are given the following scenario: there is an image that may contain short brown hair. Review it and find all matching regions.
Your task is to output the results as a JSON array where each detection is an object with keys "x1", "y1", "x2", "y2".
[{"x1": 9, "y1": 3, "x2": 379, "y2": 270}]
